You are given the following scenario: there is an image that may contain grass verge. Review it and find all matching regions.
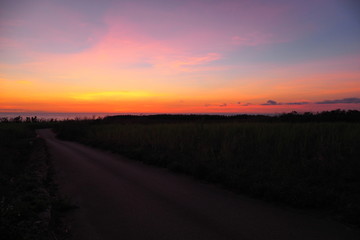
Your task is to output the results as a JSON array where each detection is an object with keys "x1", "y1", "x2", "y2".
[{"x1": 0, "y1": 123, "x2": 73, "y2": 239}]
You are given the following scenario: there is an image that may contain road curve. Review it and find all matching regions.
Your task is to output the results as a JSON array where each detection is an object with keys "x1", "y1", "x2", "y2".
[{"x1": 37, "y1": 129, "x2": 359, "y2": 240}]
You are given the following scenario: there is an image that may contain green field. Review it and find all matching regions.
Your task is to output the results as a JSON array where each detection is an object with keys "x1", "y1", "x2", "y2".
[{"x1": 56, "y1": 120, "x2": 360, "y2": 226}]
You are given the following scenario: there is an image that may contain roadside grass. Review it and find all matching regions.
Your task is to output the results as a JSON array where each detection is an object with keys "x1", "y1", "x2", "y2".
[
  {"x1": 55, "y1": 121, "x2": 360, "y2": 226},
  {"x1": 0, "y1": 123, "x2": 72, "y2": 239}
]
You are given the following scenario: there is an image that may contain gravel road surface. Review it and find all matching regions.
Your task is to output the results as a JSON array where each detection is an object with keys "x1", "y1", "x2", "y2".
[{"x1": 37, "y1": 129, "x2": 359, "y2": 240}]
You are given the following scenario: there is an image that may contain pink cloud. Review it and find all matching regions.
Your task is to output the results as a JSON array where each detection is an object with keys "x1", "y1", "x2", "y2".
[
  {"x1": 19, "y1": 16, "x2": 223, "y2": 75},
  {"x1": 104, "y1": 0, "x2": 304, "y2": 55},
  {"x1": 2, "y1": 0, "x2": 319, "y2": 71},
  {"x1": 174, "y1": 53, "x2": 221, "y2": 66}
]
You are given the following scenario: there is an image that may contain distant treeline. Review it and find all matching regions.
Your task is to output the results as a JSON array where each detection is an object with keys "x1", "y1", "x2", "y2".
[
  {"x1": 1, "y1": 109, "x2": 360, "y2": 123},
  {"x1": 0, "y1": 116, "x2": 43, "y2": 123},
  {"x1": 103, "y1": 109, "x2": 360, "y2": 123}
]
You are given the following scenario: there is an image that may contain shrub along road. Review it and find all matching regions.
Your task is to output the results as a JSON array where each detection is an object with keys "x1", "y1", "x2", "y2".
[{"x1": 37, "y1": 129, "x2": 359, "y2": 240}]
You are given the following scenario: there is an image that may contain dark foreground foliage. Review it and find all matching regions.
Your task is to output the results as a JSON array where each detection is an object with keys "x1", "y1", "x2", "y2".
[
  {"x1": 103, "y1": 109, "x2": 360, "y2": 123},
  {"x1": 55, "y1": 116, "x2": 360, "y2": 227},
  {"x1": 0, "y1": 123, "x2": 71, "y2": 240}
]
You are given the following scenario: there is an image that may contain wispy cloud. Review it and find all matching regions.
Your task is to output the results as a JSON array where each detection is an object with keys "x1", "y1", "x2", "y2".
[
  {"x1": 236, "y1": 101, "x2": 253, "y2": 106},
  {"x1": 165, "y1": 53, "x2": 222, "y2": 72},
  {"x1": 241, "y1": 103, "x2": 252, "y2": 106},
  {"x1": 259, "y1": 98, "x2": 360, "y2": 106},
  {"x1": 316, "y1": 98, "x2": 360, "y2": 104},
  {"x1": 285, "y1": 101, "x2": 309, "y2": 105},
  {"x1": 261, "y1": 100, "x2": 279, "y2": 105},
  {"x1": 172, "y1": 53, "x2": 221, "y2": 67},
  {"x1": 261, "y1": 100, "x2": 309, "y2": 106}
]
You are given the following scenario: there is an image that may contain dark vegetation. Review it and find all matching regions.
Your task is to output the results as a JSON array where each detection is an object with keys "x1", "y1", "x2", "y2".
[
  {"x1": 0, "y1": 122, "x2": 71, "y2": 240},
  {"x1": 53, "y1": 110, "x2": 360, "y2": 227},
  {"x1": 102, "y1": 109, "x2": 360, "y2": 123},
  {"x1": 1, "y1": 109, "x2": 359, "y2": 234}
]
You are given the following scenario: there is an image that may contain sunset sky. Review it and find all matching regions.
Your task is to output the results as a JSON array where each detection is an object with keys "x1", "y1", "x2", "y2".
[{"x1": 1, "y1": 0, "x2": 360, "y2": 113}]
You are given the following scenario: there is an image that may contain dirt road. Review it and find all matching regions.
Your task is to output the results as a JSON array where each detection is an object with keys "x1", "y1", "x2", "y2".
[{"x1": 37, "y1": 129, "x2": 359, "y2": 240}]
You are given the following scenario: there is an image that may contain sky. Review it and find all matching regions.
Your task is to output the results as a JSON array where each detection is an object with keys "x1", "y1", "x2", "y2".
[{"x1": 1, "y1": 0, "x2": 360, "y2": 114}]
